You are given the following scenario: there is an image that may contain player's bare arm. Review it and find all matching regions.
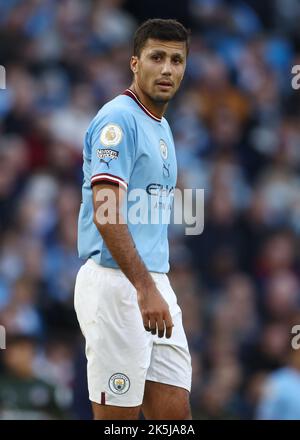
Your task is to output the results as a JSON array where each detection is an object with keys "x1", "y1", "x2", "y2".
[{"x1": 92, "y1": 183, "x2": 174, "y2": 339}]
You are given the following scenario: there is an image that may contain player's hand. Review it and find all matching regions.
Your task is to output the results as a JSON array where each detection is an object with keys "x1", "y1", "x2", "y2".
[{"x1": 136, "y1": 286, "x2": 174, "y2": 339}]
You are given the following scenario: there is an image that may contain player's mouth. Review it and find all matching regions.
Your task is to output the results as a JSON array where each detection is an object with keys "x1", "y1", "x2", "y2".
[{"x1": 156, "y1": 80, "x2": 173, "y2": 90}]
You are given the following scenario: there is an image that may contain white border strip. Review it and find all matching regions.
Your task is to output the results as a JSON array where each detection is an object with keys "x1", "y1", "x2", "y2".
[{"x1": 91, "y1": 174, "x2": 128, "y2": 190}]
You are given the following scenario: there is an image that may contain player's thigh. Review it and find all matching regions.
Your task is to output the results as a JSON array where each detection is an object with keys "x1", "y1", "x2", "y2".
[
  {"x1": 142, "y1": 381, "x2": 192, "y2": 420},
  {"x1": 92, "y1": 402, "x2": 141, "y2": 420},
  {"x1": 74, "y1": 260, "x2": 152, "y2": 407}
]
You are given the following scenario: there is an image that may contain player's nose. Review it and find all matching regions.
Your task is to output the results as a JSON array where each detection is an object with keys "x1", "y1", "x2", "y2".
[{"x1": 161, "y1": 60, "x2": 172, "y2": 76}]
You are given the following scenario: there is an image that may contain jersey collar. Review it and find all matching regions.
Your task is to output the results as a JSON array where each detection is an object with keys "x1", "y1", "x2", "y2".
[{"x1": 122, "y1": 89, "x2": 162, "y2": 123}]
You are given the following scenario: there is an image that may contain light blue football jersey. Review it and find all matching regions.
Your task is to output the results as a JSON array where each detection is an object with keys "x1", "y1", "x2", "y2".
[
  {"x1": 256, "y1": 367, "x2": 300, "y2": 420},
  {"x1": 78, "y1": 89, "x2": 177, "y2": 273}
]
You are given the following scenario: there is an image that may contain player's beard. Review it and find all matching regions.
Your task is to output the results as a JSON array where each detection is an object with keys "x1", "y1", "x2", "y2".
[
  {"x1": 149, "y1": 88, "x2": 175, "y2": 104},
  {"x1": 152, "y1": 94, "x2": 172, "y2": 104}
]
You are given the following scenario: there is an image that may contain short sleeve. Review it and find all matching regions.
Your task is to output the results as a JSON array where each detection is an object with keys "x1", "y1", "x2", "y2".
[{"x1": 88, "y1": 109, "x2": 136, "y2": 191}]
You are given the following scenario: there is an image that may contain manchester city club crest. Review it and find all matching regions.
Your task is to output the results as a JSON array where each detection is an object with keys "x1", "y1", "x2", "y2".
[
  {"x1": 159, "y1": 139, "x2": 168, "y2": 160},
  {"x1": 109, "y1": 373, "x2": 130, "y2": 395}
]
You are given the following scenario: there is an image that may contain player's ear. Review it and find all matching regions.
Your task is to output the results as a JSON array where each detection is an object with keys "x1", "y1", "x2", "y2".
[{"x1": 130, "y1": 56, "x2": 138, "y2": 74}]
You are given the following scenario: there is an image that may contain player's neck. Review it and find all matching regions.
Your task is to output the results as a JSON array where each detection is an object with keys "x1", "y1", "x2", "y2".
[{"x1": 129, "y1": 83, "x2": 168, "y2": 119}]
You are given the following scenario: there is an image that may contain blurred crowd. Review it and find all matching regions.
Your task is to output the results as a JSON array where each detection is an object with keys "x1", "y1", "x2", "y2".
[{"x1": 1, "y1": 0, "x2": 300, "y2": 419}]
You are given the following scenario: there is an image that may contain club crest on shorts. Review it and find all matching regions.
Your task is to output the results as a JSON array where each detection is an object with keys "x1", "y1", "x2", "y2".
[
  {"x1": 109, "y1": 373, "x2": 130, "y2": 394},
  {"x1": 100, "y1": 124, "x2": 123, "y2": 147},
  {"x1": 159, "y1": 139, "x2": 168, "y2": 160}
]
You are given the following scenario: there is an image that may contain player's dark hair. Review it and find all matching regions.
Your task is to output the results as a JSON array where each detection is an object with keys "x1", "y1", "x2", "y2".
[{"x1": 133, "y1": 18, "x2": 190, "y2": 57}]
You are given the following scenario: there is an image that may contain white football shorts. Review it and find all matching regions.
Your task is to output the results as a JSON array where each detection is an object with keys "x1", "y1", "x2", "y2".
[{"x1": 74, "y1": 258, "x2": 192, "y2": 407}]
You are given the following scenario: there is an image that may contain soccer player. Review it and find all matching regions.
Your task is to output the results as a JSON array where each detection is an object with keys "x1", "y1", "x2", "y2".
[{"x1": 74, "y1": 18, "x2": 192, "y2": 420}]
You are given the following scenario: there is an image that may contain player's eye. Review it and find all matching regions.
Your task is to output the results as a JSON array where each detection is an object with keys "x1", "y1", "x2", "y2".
[{"x1": 151, "y1": 54, "x2": 162, "y2": 61}]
